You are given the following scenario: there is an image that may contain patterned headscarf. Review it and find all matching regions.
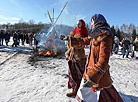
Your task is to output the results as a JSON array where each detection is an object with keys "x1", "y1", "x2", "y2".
[{"x1": 90, "y1": 14, "x2": 114, "y2": 39}]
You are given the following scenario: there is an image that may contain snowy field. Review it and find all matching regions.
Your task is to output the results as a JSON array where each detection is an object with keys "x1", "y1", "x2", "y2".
[{"x1": 0, "y1": 41, "x2": 138, "y2": 102}]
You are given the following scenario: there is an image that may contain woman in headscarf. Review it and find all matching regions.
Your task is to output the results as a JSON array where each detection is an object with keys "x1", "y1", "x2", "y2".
[
  {"x1": 133, "y1": 36, "x2": 138, "y2": 59},
  {"x1": 67, "y1": 14, "x2": 123, "y2": 102},
  {"x1": 61, "y1": 19, "x2": 88, "y2": 97}
]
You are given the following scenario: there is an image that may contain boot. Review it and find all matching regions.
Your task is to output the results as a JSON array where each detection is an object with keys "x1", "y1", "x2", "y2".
[
  {"x1": 126, "y1": 56, "x2": 129, "y2": 58},
  {"x1": 66, "y1": 90, "x2": 77, "y2": 97}
]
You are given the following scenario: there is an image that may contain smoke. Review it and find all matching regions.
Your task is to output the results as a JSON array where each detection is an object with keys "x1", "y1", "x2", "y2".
[{"x1": 35, "y1": 24, "x2": 73, "y2": 53}]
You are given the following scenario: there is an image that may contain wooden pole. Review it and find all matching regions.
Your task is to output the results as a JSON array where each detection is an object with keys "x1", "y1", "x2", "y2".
[
  {"x1": 54, "y1": 2, "x2": 68, "y2": 24},
  {"x1": 47, "y1": 10, "x2": 53, "y2": 24}
]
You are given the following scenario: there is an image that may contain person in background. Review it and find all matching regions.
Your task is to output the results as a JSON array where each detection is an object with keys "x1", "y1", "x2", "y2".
[
  {"x1": 0, "y1": 31, "x2": 2, "y2": 46},
  {"x1": 34, "y1": 33, "x2": 38, "y2": 46},
  {"x1": 20, "y1": 33, "x2": 25, "y2": 46},
  {"x1": 113, "y1": 36, "x2": 120, "y2": 54},
  {"x1": 64, "y1": 14, "x2": 123, "y2": 102},
  {"x1": 25, "y1": 33, "x2": 29, "y2": 44},
  {"x1": 0, "y1": 30, "x2": 5, "y2": 46},
  {"x1": 129, "y1": 36, "x2": 134, "y2": 53},
  {"x1": 132, "y1": 36, "x2": 138, "y2": 59},
  {"x1": 122, "y1": 37, "x2": 131, "y2": 58},
  {"x1": 5, "y1": 32, "x2": 10, "y2": 46},
  {"x1": 17, "y1": 31, "x2": 21, "y2": 46},
  {"x1": 28, "y1": 33, "x2": 33, "y2": 46},
  {"x1": 61, "y1": 19, "x2": 88, "y2": 97},
  {"x1": 12, "y1": 32, "x2": 18, "y2": 47},
  {"x1": 120, "y1": 38, "x2": 124, "y2": 53}
]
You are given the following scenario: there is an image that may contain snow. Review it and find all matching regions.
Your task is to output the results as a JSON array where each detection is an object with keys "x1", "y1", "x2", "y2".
[{"x1": 0, "y1": 40, "x2": 138, "y2": 102}]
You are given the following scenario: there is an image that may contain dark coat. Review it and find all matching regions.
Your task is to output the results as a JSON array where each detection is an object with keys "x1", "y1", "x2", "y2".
[
  {"x1": 5, "y1": 33, "x2": 10, "y2": 40},
  {"x1": 20, "y1": 33, "x2": 25, "y2": 41},
  {"x1": 133, "y1": 42, "x2": 138, "y2": 51},
  {"x1": 122, "y1": 40, "x2": 130, "y2": 49},
  {"x1": 0, "y1": 32, "x2": 5, "y2": 39},
  {"x1": 13, "y1": 33, "x2": 18, "y2": 41}
]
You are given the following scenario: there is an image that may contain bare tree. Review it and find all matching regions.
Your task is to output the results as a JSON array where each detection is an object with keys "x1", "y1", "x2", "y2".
[
  {"x1": 28, "y1": 19, "x2": 35, "y2": 25},
  {"x1": 128, "y1": 23, "x2": 136, "y2": 34},
  {"x1": 19, "y1": 19, "x2": 24, "y2": 23},
  {"x1": 120, "y1": 24, "x2": 128, "y2": 34}
]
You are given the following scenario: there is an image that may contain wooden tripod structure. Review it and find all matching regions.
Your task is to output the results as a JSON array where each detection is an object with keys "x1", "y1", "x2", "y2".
[{"x1": 47, "y1": 2, "x2": 68, "y2": 25}]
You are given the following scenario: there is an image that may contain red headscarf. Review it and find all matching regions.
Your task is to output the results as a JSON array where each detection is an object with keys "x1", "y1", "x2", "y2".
[{"x1": 73, "y1": 19, "x2": 88, "y2": 37}]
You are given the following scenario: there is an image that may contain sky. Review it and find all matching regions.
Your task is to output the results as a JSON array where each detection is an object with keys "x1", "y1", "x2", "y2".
[{"x1": 0, "y1": 0, "x2": 138, "y2": 27}]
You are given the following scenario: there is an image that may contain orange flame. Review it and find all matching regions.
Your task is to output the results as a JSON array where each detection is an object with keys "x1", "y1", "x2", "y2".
[
  {"x1": 54, "y1": 52, "x2": 57, "y2": 55},
  {"x1": 51, "y1": 49, "x2": 54, "y2": 52},
  {"x1": 36, "y1": 49, "x2": 58, "y2": 57},
  {"x1": 46, "y1": 51, "x2": 50, "y2": 55},
  {"x1": 39, "y1": 52, "x2": 42, "y2": 55}
]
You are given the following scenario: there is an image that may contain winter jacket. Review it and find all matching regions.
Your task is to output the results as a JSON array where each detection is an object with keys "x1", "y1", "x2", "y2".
[
  {"x1": 25, "y1": 33, "x2": 29, "y2": 44},
  {"x1": 65, "y1": 30, "x2": 87, "y2": 62},
  {"x1": 122, "y1": 40, "x2": 130, "y2": 49},
  {"x1": 5, "y1": 33, "x2": 10, "y2": 40},
  {"x1": 65, "y1": 19, "x2": 88, "y2": 62},
  {"x1": 114, "y1": 37, "x2": 120, "y2": 46},
  {"x1": 28, "y1": 33, "x2": 33, "y2": 41},
  {"x1": 17, "y1": 33, "x2": 21, "y2": 40},
  {"x1": 13, "y1": 33, "x2": 18, "y2": 41},
  {"x1": 0, "y1": 32, "x2": 5, "y2": 39},
  {"x1": 69, "y1": 30, "x2": 113, "y2": 89},
  {"x1": 133, "y1": 42, "x2": 138, "y2": 51},
  {"x1": 20, "y1": 33, "x2": 25, "y2": 41}
]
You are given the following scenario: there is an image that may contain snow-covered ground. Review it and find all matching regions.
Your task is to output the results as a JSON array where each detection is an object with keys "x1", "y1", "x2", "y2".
[{"x1": 0, "y1": 40, "x2": 138, "y2": 102}]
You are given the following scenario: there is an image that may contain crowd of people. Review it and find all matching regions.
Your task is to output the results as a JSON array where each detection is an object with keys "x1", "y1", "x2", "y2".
[
  {"x1": 112, "y1": 36, "x2": 138, "y2": 59},
  {"x1": 0, "y1": 30, "x2": 38, "y2": 47}
]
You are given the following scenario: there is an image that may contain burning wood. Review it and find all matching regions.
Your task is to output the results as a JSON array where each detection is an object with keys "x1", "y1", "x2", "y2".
[
  {"x1": 28, "y1": 46, "x2": 63, "y2": 65},
  {"x1": 38, "y1": 49, "x2": 57, "y2": 57},
  {"x1": 30, "y1": 47, "x2": 58, "y2": 57}
]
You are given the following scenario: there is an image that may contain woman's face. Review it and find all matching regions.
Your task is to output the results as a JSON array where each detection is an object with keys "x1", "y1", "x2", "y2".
[
  {"x1": 91, "y1": 19, "x2": 95, "y2": 29},
  {"x1": 77, "y1": 21, "x2": 82, "y2": 28}
]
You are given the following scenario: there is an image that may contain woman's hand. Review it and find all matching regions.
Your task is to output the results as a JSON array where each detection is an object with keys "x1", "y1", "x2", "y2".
[
  {"x1": 60, "y1": 35, "x2": 66, "y2": 40},
  {"x1": 83, "y1": 79, "x2": 93, "y2": 87},
  {"x1": 60, "y1": 35, "x2": 69, "y2": 41}
]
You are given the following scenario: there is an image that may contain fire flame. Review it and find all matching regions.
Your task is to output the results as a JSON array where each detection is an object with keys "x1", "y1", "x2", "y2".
[
  {"x1": 36, "y1": 49, "x2": 57, "y2": 57},
  {"x1": 39, "y1": 52, "x2": 42, "y2": 55},
  {"x1": 54, "y1": 52, "x2": 57, "y2": 55},
  {"x1": 46, "y1": 51, "x2": 50, "y2": 55},
  {"x1": 31, "y1": 44, "x2": 58, "y2": 57}
]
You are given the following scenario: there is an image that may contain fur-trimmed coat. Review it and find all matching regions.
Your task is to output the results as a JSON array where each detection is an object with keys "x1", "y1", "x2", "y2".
[
  {"x1": 65, "y1": 30, "x2": 86, "y2": 62},
  {"x1": 133, "y1": 42, "x2": 138, "y2": 51},
  {"x1": 69, "y1": 30, "x2": 113, "y2": 89}
]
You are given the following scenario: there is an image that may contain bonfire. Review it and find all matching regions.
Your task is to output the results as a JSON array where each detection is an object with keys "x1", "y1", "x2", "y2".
[{"x1": 29, "y1": 2, "x2": 68, "y2": 62}]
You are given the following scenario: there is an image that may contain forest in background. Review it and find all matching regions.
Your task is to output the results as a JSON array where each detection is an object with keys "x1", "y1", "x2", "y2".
[{"x1": 0, "y1": 19, "x2": 138, "y2": 40}]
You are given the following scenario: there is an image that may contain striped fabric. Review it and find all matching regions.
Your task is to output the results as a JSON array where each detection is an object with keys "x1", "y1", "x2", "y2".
[
  {"x1": 76, "y1": 95, "x2": 85, "y2": 102},
  {"x1": 68, "y1": 60, "x2": 85, "y2": 92},
  {"x1": 99, "y1": 85, "x2": 123, "y2": 102}
]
